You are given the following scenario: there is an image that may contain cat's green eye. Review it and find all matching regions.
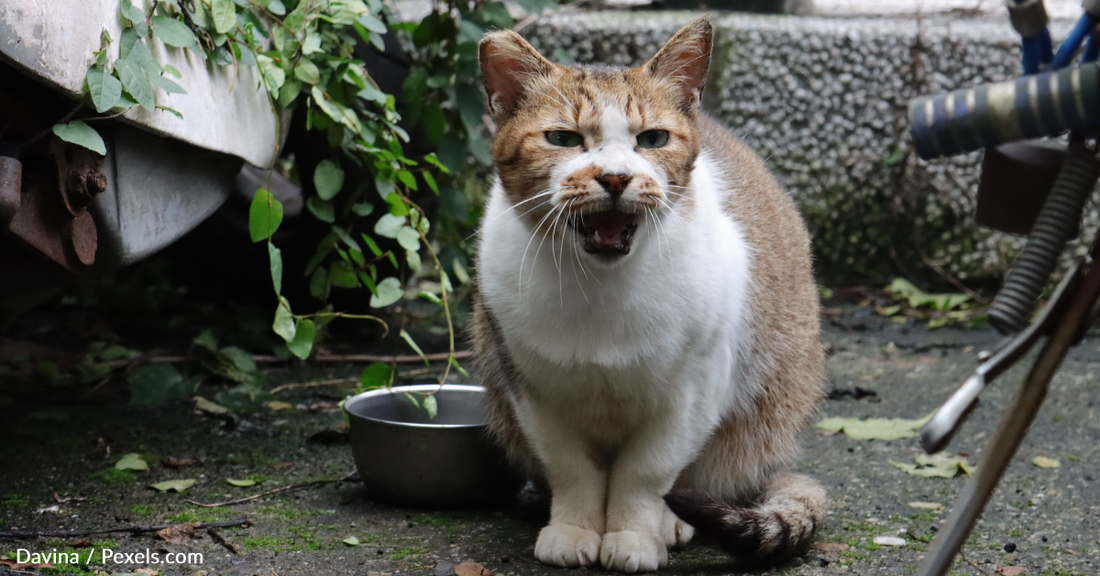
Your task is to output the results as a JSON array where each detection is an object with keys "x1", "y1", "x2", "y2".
[
  {"x1": 545, "y1": 131, "x2": 583, "y2": 148},
  {"x1": 637, "y1": 130, "x2": 670, "y2": 149}
]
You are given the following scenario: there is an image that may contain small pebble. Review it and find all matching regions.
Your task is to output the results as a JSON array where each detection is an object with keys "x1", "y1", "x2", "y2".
[
  {"x1": 873, "y1": 536, "x2": 906, "y2": 546},
  {"x1": 1005, "y1": 542, "x2": 1017, "y2": 553}
]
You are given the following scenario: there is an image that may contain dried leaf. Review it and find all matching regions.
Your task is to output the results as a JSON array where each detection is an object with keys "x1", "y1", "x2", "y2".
[
  {"x1": 0, "y1": 559, "x2": 55, "y2": 569},
  {"x1": 136, "y1": 568, "x2": 160, "y2": 576},
  {"x1": 161, "y1": 456, "x2": 201, "y2": 468},
  {"x1": 266, "y1": 401, "x2": 293, "y2": 411},
  {"x1": 1032, "y1": 456, "x2": 1060, "y2": 469},
  {"x1": 891, "y1": 452, "x2": 973, "y2": 478},
  {"x1": 193, "y1": 396, "x2": 229, "y2": 415},
  {"x1": 817, "y1": 412, "x2": 932, "y2": 440},
  {"x1": 454, "y1": 561, "x2": 492, "y2": 576},
  {"x1": 115, "y1": 453, "x2": 149, "y2": 471},
  {"x1": 873, "y1": 536, "x2": 906, "y2": 546},
  {"x1": 908, "y1": 501, "x2": 945, "y2": 510},
  {"x1": 156, "y1": 522, "x2": 200, "y2": 545},
  {"x1": 996, "y1": 567, "x2": 1026, "y2": 575},
  {"x1": 149, "y1": 479, "x2": 196, "y2": 492}
]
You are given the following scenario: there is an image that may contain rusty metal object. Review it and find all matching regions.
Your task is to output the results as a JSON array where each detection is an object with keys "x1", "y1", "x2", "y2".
[{"x1": 3, "y1": 136, "x2": 107, "y2": 270}]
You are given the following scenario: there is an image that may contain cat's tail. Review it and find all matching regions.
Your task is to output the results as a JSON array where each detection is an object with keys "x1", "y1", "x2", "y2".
[{"x1": 663, "y1": 473, "x2": 826, "y2": 564}]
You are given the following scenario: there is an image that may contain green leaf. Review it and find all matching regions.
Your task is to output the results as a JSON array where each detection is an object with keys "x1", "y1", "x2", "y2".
[
  {"x1": 396, "y1": 226, "x2": 420, "y2": 251},
  {"x1": 269, "y1": 243, "x2": 283, "y2": 295},
  {"x1": 287, "y1": 318, "x2": 315, "y2": 359},
  {"x1": 816, "y1": 412, "x2": 933, "y2": 441},
  {"x1": 422, "y1": 394, "x2": 438, "y2": 420},
  {"x1": 115, "y1": 453, "x2": 149, "y2": 471},
  {"x1": 422, "y1": 171, "x2": 439, "y2": 194},
  {"x1": 163, "y1": 64, "x2": 182, "y2": 78},
  {"x1": 399, "y1": 329, "x2": 428, "y2": 364},
  {"x1": 449, "y1": 354, "x2": 470, "y2": 378},
  {"x1": 150, "y1": 479, "x2": 196, "y2": 492},
  {"x1": 385, "y1": 192, "x2": 409, "y2": 217},
  {"x1": 357, "y1": 13, "x2": 387, "y2": 34},
  {"x1": 886, "y1": 278, "x2": 970, "y2": 312},
  {"x1": 373, "y1": 213, "x2": 404, "y2": 238},
  {"x1": 370, "y1": 277, "x2": 403, "y2": 308},
  {"x1": 86, "y1": 67, "x2": 122, "y2": 113},
  {"x1": 307, "y1": 197, "x2": 335, "y2": 223},
  {"x1": 156, "y1": 105, "x2": 183, "y2": 119},
  {"x1": 226, "y1": 477, "x2": 256, "y2": 487},
  {"x1": 273, "y1": 299, "x2": 296, "y2": 342},
  {"x1": 117, "y1": 58, "x2": 155, "y2": 111},
  {"x1": 342, "y1": 536, "x2": 360, "y2": 546},
  {"x1": 267, "y1": 0, "x2": 287, "y2": 15},
  {"x1": 359, "y1": 362, "x2": 393, "y2": 390},
  {"x1": 128, "y1": 364, "x2": 198, "y2": 405},
  {"x1": 351, "y1": 202, "x2": 374, "y2": 217},
  {"x1": 361, "y1": 234, "x2": 382, "y2": 256},
  {"x1": 418, "y1": 291, "x2": 442, "y2": 304},
  {"x1": 294, "y1": 59, "x2": 321, "y2": 85},
  {"x1": 194, "y1": 396, "x2": 230, "y2": 415},
  {"x1": 151, "y1": 16, "x2": 197, "y2": 48},
  {"x1": 249, "y1": 189, "x2": 283, "y2": 242},
  {"x1": 405, "y1": 249, "x2": 422, "y2": 272},
  {"x1": 121, "y1": 1, "x2": 149, "y2": 36},
  {"x1": 302, "y1": 32, "x2": 323, "y2": 55},
  {"x1": 258, "y1": 55, "x2": 286, "y2": 97},
  {"x1": 150, "y1": 74, "x2": 187, "y2": 94},
  {"x1": 423, "y1": 153, "x2": 450, "y2": 174},
  {"x1": 52, "y1": 121, "x2": 106, "y2": 155},
  {"x1": 212, "y1": 0, "x2": 237, "y2": 34},
  {"x1": 309, "y1": 267, "x2": 329, "y2": 300},
  {"x1": 314, "y1": 160, "x2": 345, "y2": 200}
]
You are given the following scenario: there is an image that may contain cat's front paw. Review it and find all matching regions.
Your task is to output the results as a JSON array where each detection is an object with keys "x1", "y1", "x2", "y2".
[
  {"x1": 535, "y1": 524, "x2": 601, "y2": 567},
  {"x1": 600, "y1": 530, "x2": 668, "y2": 573},
  {"x1": 660, "y1": 505, "x2": 694, "y2": 548}
]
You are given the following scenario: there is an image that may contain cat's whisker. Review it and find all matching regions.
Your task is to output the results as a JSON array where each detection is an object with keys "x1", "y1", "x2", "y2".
[
  {"x1": 465, "y1": 188, "x2": 560, "y2": 242},
  {"x1": 527, "y1": 204, "x2": 564, "y2": 294},
  {"x1": 518, "y1": 202, "x2": 563, "y2": 297}
]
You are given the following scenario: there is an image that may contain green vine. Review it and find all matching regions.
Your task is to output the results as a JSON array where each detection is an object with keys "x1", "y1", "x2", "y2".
[{"x1": 52, "y1": 0, "x2": 557, "y2": 405}]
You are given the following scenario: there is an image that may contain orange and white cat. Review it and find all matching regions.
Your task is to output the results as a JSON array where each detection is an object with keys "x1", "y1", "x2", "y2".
[{"x1": 472, "y1": 19, "x2": 826, "y2": 573}]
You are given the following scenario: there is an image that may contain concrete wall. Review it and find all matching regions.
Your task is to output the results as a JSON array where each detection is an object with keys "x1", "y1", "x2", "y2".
[{"x1": 524, "y1": 11, "x2": 1094, "y2": 286}]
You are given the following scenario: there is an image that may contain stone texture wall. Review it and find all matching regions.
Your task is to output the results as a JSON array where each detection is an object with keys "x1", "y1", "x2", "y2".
[{"x1": 524, "y1": 12, "x2": 1094, "y2": 286}]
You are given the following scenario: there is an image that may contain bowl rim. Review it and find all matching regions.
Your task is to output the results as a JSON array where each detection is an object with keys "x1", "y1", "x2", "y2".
[{"x1": 343, "y1": 383, "x2": 488, "y2": 429}]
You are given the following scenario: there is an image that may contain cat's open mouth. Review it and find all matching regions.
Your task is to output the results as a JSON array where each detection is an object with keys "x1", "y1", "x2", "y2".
[{"x1": 576, "y1": 209, "x2": 639, "y2": 256}]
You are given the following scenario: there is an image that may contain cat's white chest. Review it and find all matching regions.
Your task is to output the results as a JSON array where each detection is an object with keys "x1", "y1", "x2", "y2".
[{"x1": 478, "y1": 153, "x2": 753, "y2": 402}]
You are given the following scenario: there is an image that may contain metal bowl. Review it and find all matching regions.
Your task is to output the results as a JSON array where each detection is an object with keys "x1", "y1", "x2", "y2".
[{"x1": 344, "y1": 384, "x2": 522, "y2": 507}]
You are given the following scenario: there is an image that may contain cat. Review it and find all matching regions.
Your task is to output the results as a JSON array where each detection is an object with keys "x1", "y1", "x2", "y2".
[{"x1": 471, "y1": 18, "x2": 826, "y2": 573}]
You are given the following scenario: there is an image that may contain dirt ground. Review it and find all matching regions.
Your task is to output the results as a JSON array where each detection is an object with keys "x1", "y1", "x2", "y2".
[{"x1": 1, "y1": 289, "x2": 1099, "y2": 576}]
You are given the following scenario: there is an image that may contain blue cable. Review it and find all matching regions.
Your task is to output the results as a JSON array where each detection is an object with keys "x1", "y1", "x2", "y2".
[
  {"x1": 1022, "y1": 36, "x2": 1041, "y2": 74},
  {"x1": 1052, "y1": 13, "x2": 1099, "y2": 70},
  {"x1": 1039, "y1": 28, "x2": 1054, "y2": 69},
  {"x1": 1083, "y1": 30, "x2": 1100, "y2": 63}
]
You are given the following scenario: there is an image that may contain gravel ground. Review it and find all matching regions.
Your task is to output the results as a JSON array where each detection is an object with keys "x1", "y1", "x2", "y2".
[{"x1": 1, "y1": 305, "x2": 1098, "y2": 576}]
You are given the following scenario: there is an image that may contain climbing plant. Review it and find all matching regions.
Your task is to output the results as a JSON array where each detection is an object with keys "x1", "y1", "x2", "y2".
[{"x1": 52, "y1": 0, "x2": 557, "y2": 397}]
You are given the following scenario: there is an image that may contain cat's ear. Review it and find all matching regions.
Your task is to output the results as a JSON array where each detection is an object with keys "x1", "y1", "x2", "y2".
[
  {"x1": 644, "y1": 18, "x2": 713, "y2": 113},
  {"x1": 479, "y1": 31, "x2": 554, "y2": 117}
]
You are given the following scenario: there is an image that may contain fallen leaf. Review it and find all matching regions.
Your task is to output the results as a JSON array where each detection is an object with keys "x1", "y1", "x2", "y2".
[
  {"x1": 342, "y1": 536, "x2": 360, "y2": 546},
  {"x1": 0, "y1": 559, "x2": 55, "y2": 569},
  {"x1": 70, "y1": 539, "x2": 94, "y2": 547},
  {"x1": 193, "y1": 396, "x2": 229, "y2": 415},
  {"x1": 53, "y1": 493, "x2": 86, "y2": 503},
  {"x1": 266, "y1": 401, "x2": 293, "y2": 411},
  {"x1": 996, "y1": 567, "x2": 1026, "y2": 575},
  {"x1": 908, "y1": 501, "x2": 945, "y2": 510},
  {"x1": 149, "y1": 479, "x2": 196, "y2": 492},
  {"x1": 817, "y1": 412, "x2": 932, "y2": 440},
  {"x1": 226, "y1": 478, "x2": 256, "y2": 487},
  {"x1": 156, "y1": 522, "x2": 200, "y2": 545},
  {"x1": 1032, "y1": 457, "x2": 1060, "y2": 469},
  {"x1": 161, "y1": 456, "x2": 202, "y2": 468},
  {"x1": 269, "y1": 462, "x2": 294, "y2": 470},
  {"x1": 136, "y1": 569, "x2": 160, "y2": 576},
  {"x1": 455, "y1": 561, "x2": 492, "y2": 576},
  {"x1": 873, "y1": 536, "x2": 906, "y2": 546},
  {"x1": 811, "y1": 542, "x2": 850, "y2": 553},
  {"x1": 115, "y1": 453, "x2": 149, "y2": 471},
  {"x1": 891, "y1": 452, "x2": 973, "y2": 478}
]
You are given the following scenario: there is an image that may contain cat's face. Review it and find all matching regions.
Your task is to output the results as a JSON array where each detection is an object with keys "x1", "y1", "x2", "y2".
[{"x1": 479, "y1": 19, "x2": 712, "y2": 263}]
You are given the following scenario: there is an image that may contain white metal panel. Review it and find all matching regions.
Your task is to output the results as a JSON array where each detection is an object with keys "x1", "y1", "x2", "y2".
[{"x1": 0, "y1": 0, "x2": 279, "y2": 168}]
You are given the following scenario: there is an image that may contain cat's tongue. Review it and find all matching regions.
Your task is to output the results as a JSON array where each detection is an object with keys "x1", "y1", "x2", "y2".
[{"x1": 581, "y1": 210, "x2": 638, "y2": 255}]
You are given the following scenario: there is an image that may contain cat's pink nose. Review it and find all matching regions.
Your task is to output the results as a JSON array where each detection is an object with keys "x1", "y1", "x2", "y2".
[{"x1": 597, "y1": 172, "x2": 632, "y2": 196}]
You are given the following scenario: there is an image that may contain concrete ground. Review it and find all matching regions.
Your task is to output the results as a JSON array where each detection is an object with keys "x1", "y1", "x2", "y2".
[{"x1": 1, "y1": 297, "x2": 1098, "y2": 576}]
